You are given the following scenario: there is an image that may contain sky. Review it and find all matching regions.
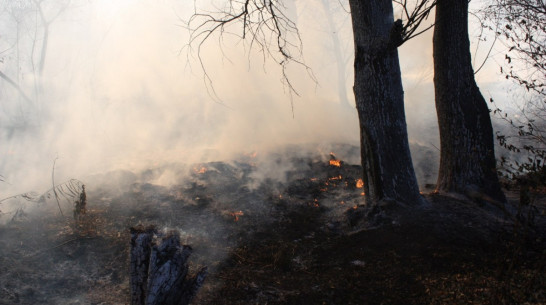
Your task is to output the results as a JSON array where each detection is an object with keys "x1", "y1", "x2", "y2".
[{"x1": 0, "y1": 0, "x2": 516, "y2": 197}]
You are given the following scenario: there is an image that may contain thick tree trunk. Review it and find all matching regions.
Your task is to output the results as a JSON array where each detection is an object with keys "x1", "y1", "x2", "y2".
[
  {"x1": 433, "y1": 0, "x2": 506, "y2": 202},
  {"x1": 348, "y1": 0, "x2": 423, "y2": 206}
]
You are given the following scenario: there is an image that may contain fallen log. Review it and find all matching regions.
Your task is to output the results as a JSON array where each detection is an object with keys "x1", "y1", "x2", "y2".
[{"x1": 130, "y1": 225, "x2": 207, "y2": 305}]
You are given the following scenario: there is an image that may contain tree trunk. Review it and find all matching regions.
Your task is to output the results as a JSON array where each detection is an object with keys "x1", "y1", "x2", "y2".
[
  {"x1": 433, "y1": 0, "x2": 506, "y2": 202},
  {"x1": 348, "y1": 0, "x2": 423, "y2": 206}
]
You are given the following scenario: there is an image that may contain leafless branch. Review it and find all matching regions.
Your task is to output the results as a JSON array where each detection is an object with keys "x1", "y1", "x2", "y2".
[
  {"x1": 392, "y1": 0, "x2": 437, "y2": 44},
  {"x1": 184, "y1": 0, "x2": 317, "y2": 107},
  {"x1": 52, "y1": 157, "x2": 64, "y2": 217}
]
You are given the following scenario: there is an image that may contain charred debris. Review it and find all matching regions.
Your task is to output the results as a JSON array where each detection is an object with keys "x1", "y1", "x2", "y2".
[{"x1": 0, "y1": 144, "x2": 545, "y2": 304}]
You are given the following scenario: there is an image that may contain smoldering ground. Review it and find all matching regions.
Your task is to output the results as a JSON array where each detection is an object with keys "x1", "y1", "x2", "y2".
[{"x1": 0, "y1": 0, "x2": 523, "y2": 304}]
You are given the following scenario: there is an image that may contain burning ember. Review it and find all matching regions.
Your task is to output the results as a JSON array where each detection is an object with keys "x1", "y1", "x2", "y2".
[
  {"x1": 193, "y1": 166, "x2": 207, "y2": 174},
  {"x1": 329, "y1": 153, "x2": 342, "y2": 167},
  {"x1": 356, "y1": 179, "x2": 364, "y2": 188},
  {"x1": 230, "y1": 211, "x2": 244, "y2": 221},
  {"x1": 329, "y1": 159, "x2": 342, "y2": 167}
]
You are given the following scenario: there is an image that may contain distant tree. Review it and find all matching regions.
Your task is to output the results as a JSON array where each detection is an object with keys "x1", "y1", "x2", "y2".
[
  {"x1": 187, "y1": 0, "x2": 435, "y2": 206},
  {"x1": 433, "y1": 0, "x2": 506, "y2": 202},
  {"x1": 0, "y1": 0, "x2": 71, "y2": 122}
]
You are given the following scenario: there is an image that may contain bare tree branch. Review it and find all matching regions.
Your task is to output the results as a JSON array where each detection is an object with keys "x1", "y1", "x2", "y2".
[{"x1": 184, "y1": 0, "x2": 317, "y2": 108}]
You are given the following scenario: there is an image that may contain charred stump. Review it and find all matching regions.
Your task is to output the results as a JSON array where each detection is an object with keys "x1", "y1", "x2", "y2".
[{"x1": 130, "y1": 225, "x2": 207, "y2": 305}]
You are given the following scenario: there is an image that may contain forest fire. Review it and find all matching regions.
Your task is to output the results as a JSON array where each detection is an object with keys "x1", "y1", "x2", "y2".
[{"x1": 2, "y1": 149, "x2": 545, "y2": 305}]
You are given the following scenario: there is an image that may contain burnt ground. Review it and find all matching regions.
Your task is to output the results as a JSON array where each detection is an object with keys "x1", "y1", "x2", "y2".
[{"x1": 0, "y1": 149, "x2": 545, "y2": 305}]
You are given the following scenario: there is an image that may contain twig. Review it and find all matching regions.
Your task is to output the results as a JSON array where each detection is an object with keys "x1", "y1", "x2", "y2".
[{"x1": 52, "y1": 157, "x2": 64, "y2": 217}]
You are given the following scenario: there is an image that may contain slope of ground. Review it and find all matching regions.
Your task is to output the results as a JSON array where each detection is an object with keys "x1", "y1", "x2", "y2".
[{"x1": 0, "y1": 149, "x2": 544, "y2": 304}]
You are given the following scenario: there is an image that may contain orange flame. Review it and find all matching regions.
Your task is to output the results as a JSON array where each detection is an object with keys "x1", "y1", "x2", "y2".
[
  {"x1": 193, "y1": 166, "x2": 207, "y2": 174},
  {"x1": 329, "y1": 152, "x2": 342, "y2": 167},
  {"x1": 244, "y1": 151, "x2": 257, "y2": 158},
  {"x1": 356, "y1": 179, "x2": 364, "y2": 188},
  {"x1": 329, "y1": 159, "x2": 342, "y2": 167},
  {"x1": 230, "y1": 211, "x2": 244, "y2": 221}
]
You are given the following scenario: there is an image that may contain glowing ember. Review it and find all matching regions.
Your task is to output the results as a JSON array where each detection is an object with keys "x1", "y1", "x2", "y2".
[
  {"x1": 244, "y1": 151, "x2": 257, "y2": 158},
  {"x1": 193, "y1": 166, "x2": 207, "y2": 174},
  {"x1": 329, "y1": 159, "x2": 342, "y2": 167},
  {"x1": 230, "y1": 211, "x2": 244, "y2": 221},
  {"x1": 356, "y1": 179, "x2": 364, "y2": 188},
  {"x1": 329, "y1": 152, "x2": 342, "y2": 167},
  {"x1": 329, "y1": 175, "x2": 342, "y2": 181}
]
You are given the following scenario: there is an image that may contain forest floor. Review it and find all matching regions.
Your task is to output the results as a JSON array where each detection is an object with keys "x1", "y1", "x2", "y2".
[{"x1": 1, "y1": 148, "x2": 545, "y2": 305}]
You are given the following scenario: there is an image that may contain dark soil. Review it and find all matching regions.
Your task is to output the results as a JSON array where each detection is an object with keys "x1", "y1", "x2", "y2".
[{"x1": 1, "y1": 150, "x2": 545, "y2": 305}]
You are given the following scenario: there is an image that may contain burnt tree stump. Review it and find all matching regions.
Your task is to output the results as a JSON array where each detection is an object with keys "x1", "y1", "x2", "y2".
[{"x1": 130, "y1": 225, "x2": 207, "y2": 305}]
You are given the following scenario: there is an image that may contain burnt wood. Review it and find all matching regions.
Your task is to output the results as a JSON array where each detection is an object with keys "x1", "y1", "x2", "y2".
[{"x1": 130, "y1": 226, "x2": 207, "y2": 305}]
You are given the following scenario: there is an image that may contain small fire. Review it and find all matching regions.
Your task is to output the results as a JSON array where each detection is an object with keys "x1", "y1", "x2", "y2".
[
  {"x1": 329, "y1": 175, "x2": 342, "y2": 181},
  {"x1": 356, "y1": 179, "x2": 364, "y2": 188},
  {"x1": 193, "y1": 166, "x2": 207, "y2": 174},
  {"x1": 230, "y1": 211, "x2": 244, "y2": 221},
  {"x1": 329, "y1": 153, "x2": 342, "y2": 167},
  {"x1": 244, "y1": 151, "x2": 257, "y2": 158},
  {"x1": 329, "y1": 159, "x2": 342, "y2": 167}
]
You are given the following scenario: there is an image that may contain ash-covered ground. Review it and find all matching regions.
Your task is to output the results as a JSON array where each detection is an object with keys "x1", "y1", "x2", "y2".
[{"x1": 1, "y1": 144, "x2": 545, "y2": 304}]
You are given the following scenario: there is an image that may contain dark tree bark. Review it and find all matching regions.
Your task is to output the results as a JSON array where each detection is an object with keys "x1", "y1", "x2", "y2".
[
  {"x1": 349, "y1": 0, "x2": 423, "y2": 205},
  {"x1": 433, "y1": 0, "x2": 505, "y2": 202}
]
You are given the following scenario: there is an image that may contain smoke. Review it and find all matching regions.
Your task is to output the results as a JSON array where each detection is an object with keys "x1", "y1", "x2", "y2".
[{"x1": 0, "y1": 0, "x2": 509, "y2": 200}]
